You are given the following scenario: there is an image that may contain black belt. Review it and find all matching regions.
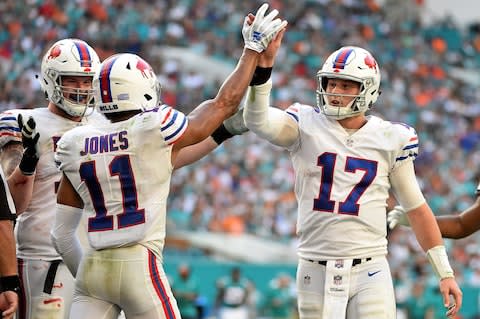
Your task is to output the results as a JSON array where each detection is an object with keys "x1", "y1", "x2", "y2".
[
  {"x1": 308, "y1": 257, "x2": 372, "y2": 267},
  {"x1": 43, "y1": 260, "x2": 62, "y2": 294}
]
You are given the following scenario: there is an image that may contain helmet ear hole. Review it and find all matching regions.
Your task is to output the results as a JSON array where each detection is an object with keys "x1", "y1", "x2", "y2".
[{"x1": 144, "y1": 94, "x2": 152, "y2": 101}]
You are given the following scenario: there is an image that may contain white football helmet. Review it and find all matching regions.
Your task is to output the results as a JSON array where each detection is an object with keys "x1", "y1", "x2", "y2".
[
  {"x1": 93, "y1": 53, "x2": 161, "y2": 114},
  {"x1": 316, "y1": 46, "x2": 381, "y2": 119},
  {"x1": 40, "y1": 38, "x2": 100, "y2": 117}
]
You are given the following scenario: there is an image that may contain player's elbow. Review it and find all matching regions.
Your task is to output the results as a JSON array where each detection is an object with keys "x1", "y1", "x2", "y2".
[{"x1": 214, "y1": 94, "x2": 243, "y2": 117}]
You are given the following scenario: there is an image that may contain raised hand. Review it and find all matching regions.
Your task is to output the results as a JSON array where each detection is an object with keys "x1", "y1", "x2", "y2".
[
  {"x1": 387, "y1": 205, "x2": 410, "y2": 229},
  {"x1": 242, "y1": 3, "x2": 288, "y2": 53},
  {"x1": 17, "y1": 114, "x2": 40, "y2": 175}
]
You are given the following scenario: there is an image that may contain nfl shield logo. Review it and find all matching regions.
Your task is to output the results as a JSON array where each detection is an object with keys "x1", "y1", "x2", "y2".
[
  {"x1": 335, "y1": 260, "x2": 344, "y2": 268},
  {"x1": 334, "y1": 275, "x2": 342, "y2": 285},
  {"x1": 304, "y1": 275, "x2": 311, "y2": 285}
]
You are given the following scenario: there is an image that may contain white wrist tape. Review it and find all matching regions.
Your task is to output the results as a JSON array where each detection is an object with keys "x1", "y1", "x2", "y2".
[{"x1": 426, "y1": 245, "x2": 454, "y2": 280}]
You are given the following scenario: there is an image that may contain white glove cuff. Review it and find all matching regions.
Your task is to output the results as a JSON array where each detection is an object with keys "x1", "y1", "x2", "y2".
[{"x1": 426, "y1": 245, "x2": 455, "y2": 280}]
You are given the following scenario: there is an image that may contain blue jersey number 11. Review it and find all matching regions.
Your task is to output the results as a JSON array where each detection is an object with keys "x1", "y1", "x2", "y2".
[{"x1": 80, "y1": 155, "x2": 145, "y2": 232}]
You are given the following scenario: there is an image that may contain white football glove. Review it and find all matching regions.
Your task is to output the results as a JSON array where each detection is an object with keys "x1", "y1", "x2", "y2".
[
  {"x1": 387, "y1": 205, "x2": 410, "y2": 229},
  {"x1": 242, "y1": 3, "x2": 288, "y2": 53},
  {"x1": 224, "y1": 106, "x2": 248, "y2": 135}
]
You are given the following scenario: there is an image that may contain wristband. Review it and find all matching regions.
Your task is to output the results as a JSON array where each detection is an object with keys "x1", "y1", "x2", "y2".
[
  {"x1": 0, "y1": 275, "x2": 21, "y2": 293},
  {"x1": 426, "y1": 245, "x2": 455, "y2": 280},
  {"x1": 211, "y1": 124, "x2": 234, "y2": 145},
  {"x1": 250, "y1": 66, "x2": 272, "y2": 86}
]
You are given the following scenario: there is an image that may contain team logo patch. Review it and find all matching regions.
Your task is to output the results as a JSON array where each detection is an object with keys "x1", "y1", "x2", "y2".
[
  {"x1": 335, "y1": 260, "x2": 344, "y2": 268},
  {"x1": 334, "y1": 275, "x2": 342, "y2": 285},
  {"x1": 48, "y1": 45, "x2": 62, "y2": 59}
]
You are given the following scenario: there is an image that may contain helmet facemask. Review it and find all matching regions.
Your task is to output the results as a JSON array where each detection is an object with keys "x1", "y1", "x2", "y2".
[{"x1": 45, "y1": 69, "x2": 95, "y2": 118}]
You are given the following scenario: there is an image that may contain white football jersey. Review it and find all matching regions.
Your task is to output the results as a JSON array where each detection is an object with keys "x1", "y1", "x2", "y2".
[
  {"x1": 55, "y1": 105, "x2": 187, "y2": 253},
  {"x1": 285, "y1": 103, "x2": 419, "y2": 260},
  {"x1": 0, "y1": 108, "x2": 106, "y2": 260}
]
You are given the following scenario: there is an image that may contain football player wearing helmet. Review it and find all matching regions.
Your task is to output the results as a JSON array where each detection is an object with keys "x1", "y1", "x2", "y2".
[
  {"x1": 51, "y1": 4, "x2": 287, "y2": 318},
  {"x1": 0, "y1": 38, "x2": 105, "y2": 319},
  {"x1": 244, "y1": 46, "x2": 462, "y2": 318}
]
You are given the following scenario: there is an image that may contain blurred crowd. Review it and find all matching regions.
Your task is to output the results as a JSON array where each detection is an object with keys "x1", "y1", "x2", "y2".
[{"x1": 2, "y1": 0, "x2": 480, "y2": 317}]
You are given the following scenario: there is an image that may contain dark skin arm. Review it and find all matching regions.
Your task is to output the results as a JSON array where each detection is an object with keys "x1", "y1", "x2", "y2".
[
  {"x1": 171, "y1": 49, "x2": 259, "y2": 162},
  {"x1": 436, "y1": 196, "x2": 480, "y2": 239},
  {"x1": 172, "y1": 29, "x2": 286, "y2": 170},
  {"x1": 56, "y1": 173, "x2": 84, "y2": 209}
]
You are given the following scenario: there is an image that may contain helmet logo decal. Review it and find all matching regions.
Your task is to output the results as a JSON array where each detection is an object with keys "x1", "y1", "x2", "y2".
[
  {"x1": 73, "y1": 40, "x2": 92, "y2": 68},
  {"x1": 136, "y1": 58, "x2": 152, "y2": 78},
  {"x1": 47, "y1": 45, "x2": 62, "y2": 60},
  {"x1": 99, "y1": 56, "x2": 119, "y2": 103},
  {"x1": 364, "y1": 55, "x2": 377, "y2": 72},
  {"x1": 332, "y1": 48, "x2": 354, "y2": 70}
]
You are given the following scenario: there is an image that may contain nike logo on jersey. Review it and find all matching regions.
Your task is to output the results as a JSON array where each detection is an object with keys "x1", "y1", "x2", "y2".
[{"x1": 367, "y1": 270, "x2": 381, "y2": 277}]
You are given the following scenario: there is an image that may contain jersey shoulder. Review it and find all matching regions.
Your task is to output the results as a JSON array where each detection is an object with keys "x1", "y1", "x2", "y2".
[
  {"x1": 370, "y1": 116, "x2": 419, "y2": 164},
  {"x1": 284, "y1": 103, "x2": 318, "y2": 123},
  {"x1": 138, "y1": 105, "x2": 188, "y2": 145},
  {"x1": 373, "y1": 116, "x2": 418, "y2": 144}
]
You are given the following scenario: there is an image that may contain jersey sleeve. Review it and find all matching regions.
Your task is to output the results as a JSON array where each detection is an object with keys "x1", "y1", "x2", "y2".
[
  {"x1": 54, "y1": 130, "x2": 76, "y2": 173},
  {"x1": 285, "y1": 103, "x2": 301, "y2": 123},
  {"x1": 0, "y1": 110, "x2": 23, "y2": 148},
  {"x1": 392, "y1": 122, "x2": 419, "y2": 171},
  {"x1": 158, "y1": 105, "x2": 188, "y2": 145}
]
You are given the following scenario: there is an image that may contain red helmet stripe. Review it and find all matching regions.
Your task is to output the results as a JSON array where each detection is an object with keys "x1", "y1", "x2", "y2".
[
  {"x1": 333, "y1": 48, "x2": 354, "y2": 69},
  {"x1": 73, "y1": 40, "x2": 92, "y2": 67},
  {"x1": 99, "y1": 56, "x2": 118, "y2": 103}
]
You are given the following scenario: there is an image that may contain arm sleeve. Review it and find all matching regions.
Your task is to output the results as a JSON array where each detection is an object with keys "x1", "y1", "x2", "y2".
[
  {"x1": 243, "y1": 80, "x2": 299, "y2": 148},
  {"x1": 50, "y1": 204, "x2": 83, "y2": 277},
  {"x1": 390, "y1": 160, "x2": 426, "y2": 212}
]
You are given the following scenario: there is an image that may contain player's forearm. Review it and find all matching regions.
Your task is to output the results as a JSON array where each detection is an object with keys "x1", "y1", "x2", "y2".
[
  {"x1": 436, "y1": 213, "x2": 479, "y2": 239},
  {"x1": 173, "y1": 137, "x2": 218, "y2": 170},
  {"x1": 0, "y1": 221, "x2": 17, "y2": 276},
  {"x1": 51, "y1": 204, "x2": 83, "y2": 277},
  {"x1": 7, "y1": 168, "x2": 34, "y2": 214},
  {"x1": 408, "y1": 203, "x2": 444, "y2": 251},
  {"x1": 214, "y1": 49, "x2": 259, "y2": 117}
]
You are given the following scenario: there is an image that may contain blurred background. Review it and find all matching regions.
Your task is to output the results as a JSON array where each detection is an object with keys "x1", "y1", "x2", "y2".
[{"x1": 2, "y1": 0, "x2": 480, "y2": 318}]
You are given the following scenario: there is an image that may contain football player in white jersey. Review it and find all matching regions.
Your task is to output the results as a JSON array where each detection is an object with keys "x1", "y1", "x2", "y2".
[
  {"x1": 0, "y1": 38, "x2": 106, "y2": 319},
  {"x1": 0, "y1": 115, "x2": 40, "y2": 319},
  {"x1": 51, "y1": 4, "x2": 287, "y2": 318},
  {"x1": 244, "y1": 45, "x2": 462, "y2": 318}
]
